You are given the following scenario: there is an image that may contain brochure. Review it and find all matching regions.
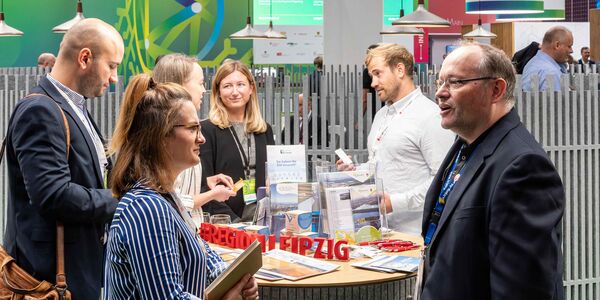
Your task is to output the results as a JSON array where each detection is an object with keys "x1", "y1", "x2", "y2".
[
  {"x1": 205, "y1": 240, "x2": 262, "y2": 300},
  {"x1": 259, "y1": 249, "x2": 340, "y2": 281},
  {"x1": 266, "y1": 145, "x2": 307, "y2": 184},
  {"x1": 371, "y1": 255, "x2": 420, "y2": 273},
  {"x1": 351, "y1": 256, "x2": 398, "y2": 273}
]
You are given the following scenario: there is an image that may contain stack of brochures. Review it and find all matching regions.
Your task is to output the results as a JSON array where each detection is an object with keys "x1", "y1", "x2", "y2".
[
  {"x1": 351, "y1": 255, "x2": 420, "y2": 273},
  {"x1": 254, "y1": 249, "x2": 340, "y2": 281}
]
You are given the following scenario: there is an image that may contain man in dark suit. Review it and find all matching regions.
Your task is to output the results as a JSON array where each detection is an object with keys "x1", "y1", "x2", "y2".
[
  {"x1": 282, "y1": 94, "x2": 328, "y2": 147},
  {"x1": 3, "y1": 19, "x2": 123, "y2": 299},
  {"x1": 418, "y1": 43, "x2": 564, "y2": 300}
]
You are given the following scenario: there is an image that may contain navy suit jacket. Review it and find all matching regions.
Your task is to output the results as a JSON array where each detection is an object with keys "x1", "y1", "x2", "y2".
[
  {"x1": 200, "y1": 120, "x2": 275, "y2": 220},
  {"x1": 3, "y1": 76, "x2": 117, "y2": 299},
  {"x1": 420, "y1": 109, "x2": 564, "y2": 300}
]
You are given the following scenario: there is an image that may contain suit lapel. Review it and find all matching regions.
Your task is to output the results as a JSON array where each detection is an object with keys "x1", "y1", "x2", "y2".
[
  {"x1": 428, "y1": 109, "x2": 522, "y2": 246},
  {"x1": 38, "y1": 77, "x2": 104, "y2": 185}
]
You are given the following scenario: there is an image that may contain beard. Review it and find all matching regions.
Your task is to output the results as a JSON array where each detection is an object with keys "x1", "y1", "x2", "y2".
[{"x1": 78, "y1": 66, "x2": 105, "y2": 98}]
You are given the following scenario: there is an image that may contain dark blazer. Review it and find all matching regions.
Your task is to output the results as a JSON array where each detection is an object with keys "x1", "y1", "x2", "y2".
[
  {"x1": 420, "y1": 109, "x2": 564, "y2": 300},
  {"x1": 3, "y1": 76, "x2": 117, "y2": 299},
  {"x1": 281, "y1": 114, "x2": 328, "y2": 147},
  {"x1": 200, "y1": 120, "x2": 275, "y2": 220}
]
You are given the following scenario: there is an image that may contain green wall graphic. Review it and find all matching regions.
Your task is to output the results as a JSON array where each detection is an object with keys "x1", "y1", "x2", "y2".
[{"x1": 0, "y1": 0, "x2": 252, "y2": 78}]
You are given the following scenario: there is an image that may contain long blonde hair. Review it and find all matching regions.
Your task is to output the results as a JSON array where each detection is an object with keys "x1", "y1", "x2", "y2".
[
  {"x1": 109, "y1": 73, "x2": 192, "y2": 198},
  {"x1": 208, "y1": 60, "x2": 267, "y2": 133}
]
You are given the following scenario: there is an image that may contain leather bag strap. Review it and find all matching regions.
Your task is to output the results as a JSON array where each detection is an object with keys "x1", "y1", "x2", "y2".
[{"x1": 2, "y1": 93, "x2": 70, "y2": 291}]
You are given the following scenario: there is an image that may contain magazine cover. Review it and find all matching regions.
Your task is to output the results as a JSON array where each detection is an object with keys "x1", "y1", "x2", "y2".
[
  {"x1": 318, "y1": 165, "x2": 383, "y2": 243},
  {"x1": 259, "y1": 249, "x2": 340, "y2": 281}
]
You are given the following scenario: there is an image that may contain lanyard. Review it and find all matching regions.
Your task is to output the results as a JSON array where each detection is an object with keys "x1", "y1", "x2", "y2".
[
  {"x1": 424, "y1": 144, "x2": 473, "y2": 246},
  {"x1": 229, "y1": 127, "x2": 252, "y2": 178}
]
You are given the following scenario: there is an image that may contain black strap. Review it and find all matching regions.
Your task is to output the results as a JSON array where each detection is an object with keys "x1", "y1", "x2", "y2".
[{"x1": 229, "y1": 126, "x2": 252, "y2": 178}]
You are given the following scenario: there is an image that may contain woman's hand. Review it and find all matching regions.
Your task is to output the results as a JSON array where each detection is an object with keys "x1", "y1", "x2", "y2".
[
  {"x1": 218, "y1": 273, "x2": 259, "y2": 300},
  {"x1": 210, "y1": 185, "x2": 237, "y2": 202},
  {"x1": 207, "y1": 174, "x2": 234, "y2": 190}
]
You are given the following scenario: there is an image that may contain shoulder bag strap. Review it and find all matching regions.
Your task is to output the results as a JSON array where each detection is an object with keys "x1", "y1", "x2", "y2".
[{"x1": 1, "y1": 93, "x2": 70, "y2": 292}]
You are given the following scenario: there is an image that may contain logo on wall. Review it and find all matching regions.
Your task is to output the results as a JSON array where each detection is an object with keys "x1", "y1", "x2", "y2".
[{"x1": 115, "y1": 0, "x2": 249, "y2": 80}]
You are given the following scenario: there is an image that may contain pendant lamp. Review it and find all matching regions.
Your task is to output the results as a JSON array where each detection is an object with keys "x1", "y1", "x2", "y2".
[
  {"x1": 230, "y1": 0, "x2": 267, "y2": 39},
  {"x1": 392, "y1": 0, "x2": 450, "y2": 28},
  {"x1": 53, "y1": 0, "x2": 84, "y2": 33},
  {"x1": 496, "y1": 0, "x2": 565, "y2": 21},
  {"x1": 465, "y1": 0, "x2": 543, "y2": 15},
  {"x1": 381, "y1": 2, "x2": 424, "y2": 35},
  {"x1": 264, "y1": 0, "x2": 285, "y2": 39},
  {"x1": 0, "y1": 0, "x2": 23, "y2": 36},
  {"x1": 463, "y1": 0, "x2": 496, "y2": 39},
  {"x1": 463, "y1": 19, "x2": 497, "y2": 39}
]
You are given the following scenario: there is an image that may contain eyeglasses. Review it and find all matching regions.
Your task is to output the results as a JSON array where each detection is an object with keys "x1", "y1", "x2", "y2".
[
  {"x1": 174, "y1": 123, "x2": 201, "y2": 139},
  {"x1": 435, "y1": 76, "x2": 496, "y2": 91}
]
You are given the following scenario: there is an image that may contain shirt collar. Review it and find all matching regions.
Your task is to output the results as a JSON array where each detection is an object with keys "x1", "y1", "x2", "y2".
[
  {"x1": 46, "y1": 74, "x2": 87, "y2": 112},
  {"x1": 386, "y1": 87, "x2": 421, "y2": 114},
  {"x1": 537, "y1": 50, "x2": 567, "y2": 74}
]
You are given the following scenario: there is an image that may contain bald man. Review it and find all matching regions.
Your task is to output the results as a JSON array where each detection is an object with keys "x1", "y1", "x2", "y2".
[
  {"x1": 522, "y1": 26, "x2": 573, "y2": 91},
  {"x1": 4, "y1": 18, "x2": 123, "y2": 299},
  {"x1": 37, "y1": 52, "x2": 56, "y2": 68}
]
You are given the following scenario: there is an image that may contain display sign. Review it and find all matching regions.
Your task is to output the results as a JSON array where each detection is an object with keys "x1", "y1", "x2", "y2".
[
  {"x1": 413, "y1": 29, "x2": 429, "y2": 64},
  {"x1": 254, "y1": 0, "x2": 323, "y2": 26}
]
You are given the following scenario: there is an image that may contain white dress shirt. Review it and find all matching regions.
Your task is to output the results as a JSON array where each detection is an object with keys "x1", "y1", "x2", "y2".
[{"x1": 367, "y1": 87, "x2": 454, "y2": 235}]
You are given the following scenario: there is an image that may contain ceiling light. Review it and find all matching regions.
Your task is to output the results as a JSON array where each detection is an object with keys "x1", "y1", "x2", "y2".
[
  {"x1": 392, "y1": 0, "x2": 450, "y2": 28},
  {"x1": 0, "y1": 0, "x2": 23, "y2": 37},
  {"x1": 53, "y1": 0, "x2": 85, "y2": 33}
]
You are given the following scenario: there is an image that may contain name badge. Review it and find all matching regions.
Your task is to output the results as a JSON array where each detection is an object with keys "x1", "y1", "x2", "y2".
[{"x1": 242, "y1": 178, "x2": 257, "y2": 204}]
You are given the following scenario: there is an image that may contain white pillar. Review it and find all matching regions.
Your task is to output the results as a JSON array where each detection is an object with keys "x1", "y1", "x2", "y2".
[{"x1": 323, "y1": 0, "x2": 383, "y2": 66}]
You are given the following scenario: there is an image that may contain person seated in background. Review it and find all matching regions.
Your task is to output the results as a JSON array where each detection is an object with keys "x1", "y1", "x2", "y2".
[
  {"x1": 201, "y1": 60, "x2": 275, "y2": 222},
  {"x1": 37, "y1": 52, "x2": 56, "y2": 68},
  {"x1": 152, "y1": 53, "x2": 236, "y2": 224},
  {"x1": 105, "y1": 74, "x2": 258, "y2": 299}
]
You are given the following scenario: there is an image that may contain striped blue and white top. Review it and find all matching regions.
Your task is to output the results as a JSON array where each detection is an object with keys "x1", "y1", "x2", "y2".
[{"x1": 104, "y1": 182, "x2": 227, "y2": 299}]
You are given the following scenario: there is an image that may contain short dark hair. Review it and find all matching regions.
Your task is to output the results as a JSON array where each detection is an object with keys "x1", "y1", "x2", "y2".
[
  {"x1": 314, "y1": 56, "x2": 323, "y2": 69},
  {"x1": 581, "y1": 47, "x2": 590, "y2": 54}
]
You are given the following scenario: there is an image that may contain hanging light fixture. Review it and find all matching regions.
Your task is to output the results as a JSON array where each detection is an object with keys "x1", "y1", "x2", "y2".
[
  {"x1": 264, "y1": 0, "x2": 285, "y2": 39},
  {"x1": 381, "y1": 1, "x2": 424, "y2": 35},
  {"x1": 392, "y1": 0, "x2": 450, "y2": 28},
  {"x1": 496, "y1": 0, "x2": 565, "y2": 21},
  {"x1": 463, "y1": 19, "x2": 497, "y2": 39},
  {"x1": 463, "y1": 0, "x2": 496, "y2": 39},
  {"x1": 465, "y1": 0, "x2": 543, "y2": 15},
  {"x1": 0, "y1": 0, "x2": 23, "y2": 37},
  {"x1": 230, "y1": 0, "x2": 267, "y2": 39},
  {"x1": 53, "y1": 0, "x2": 84, "y2": 33}
]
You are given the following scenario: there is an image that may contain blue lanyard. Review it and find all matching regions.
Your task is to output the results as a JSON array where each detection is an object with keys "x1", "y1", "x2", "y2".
[{"x1": 424, "y1": 144, "x2": 472, "y2": 245}]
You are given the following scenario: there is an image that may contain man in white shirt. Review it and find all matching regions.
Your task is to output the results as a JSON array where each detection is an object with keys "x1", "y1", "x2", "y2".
[{"x1": 338, "y1": 43, "x2": 454, "y2": 234}]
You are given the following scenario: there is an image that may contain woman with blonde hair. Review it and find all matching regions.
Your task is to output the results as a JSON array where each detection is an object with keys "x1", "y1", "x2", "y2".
[
  {"x1": 201, "y1": 60, "x2": 275, "y2": 221},
  {"x1": 105, "y1": 73, "x2": 258, "y2": 299}
]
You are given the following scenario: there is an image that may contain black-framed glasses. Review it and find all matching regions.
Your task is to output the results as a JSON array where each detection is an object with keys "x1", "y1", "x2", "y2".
[
  {"x1": 435, "y1": 76, "x2": 496, "y2": 90},
  {"x1": 173, "y1": 123, "x2": 201, "y2": 139}
]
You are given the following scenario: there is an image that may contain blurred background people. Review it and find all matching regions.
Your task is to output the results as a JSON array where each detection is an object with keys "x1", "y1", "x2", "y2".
[{"x1": 37, "y1": 52, "x2": 56, "y2": 68}]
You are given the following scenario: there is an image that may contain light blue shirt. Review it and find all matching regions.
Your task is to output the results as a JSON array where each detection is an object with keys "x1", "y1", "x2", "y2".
[{"x1": 521, "y1": 50, "x2": 566, "y2": 92}]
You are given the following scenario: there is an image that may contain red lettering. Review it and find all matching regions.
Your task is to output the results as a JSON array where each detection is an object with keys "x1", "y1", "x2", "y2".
[
  {"x1": 334, "y1": 240, "x2": 349, "y2": 261},
  {"x1": 298, "y1": 237, "x2": 313, "y2": 255},
  {"x1": 290, "y1": 236, "x2": 299, "y2": 253},
  {"x1": 279, "y1": 235, "x2": 290, "y2": 252},
  {"x1": 313, "y1": 238, "x2": 326, "y2": 259}
]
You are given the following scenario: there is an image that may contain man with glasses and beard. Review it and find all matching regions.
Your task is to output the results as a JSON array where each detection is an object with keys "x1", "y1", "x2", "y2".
[{"x1": 3, "y1": 18, "x2": 123, "y2": 299}]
